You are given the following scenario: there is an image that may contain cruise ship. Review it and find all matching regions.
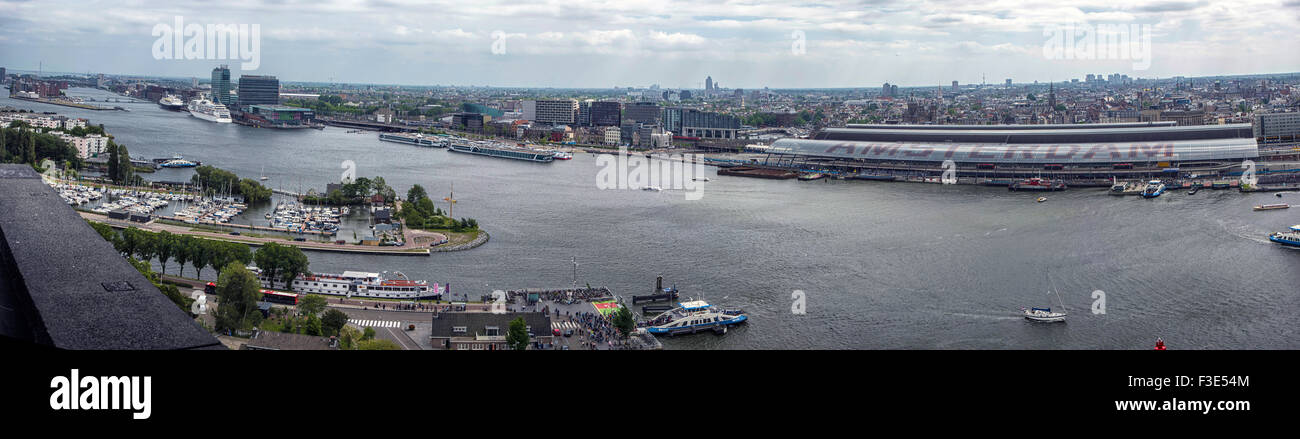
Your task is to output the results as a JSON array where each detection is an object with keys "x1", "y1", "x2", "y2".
[
  {"x1": 250, "y1": 267, "x2": 442, "y2": 300},
  {"x1": 187, "y1": 97, "x2": 232, "y2": 123},
  {"x1": 448, "y1": 141, "x2": 555, "y2": 162},
  {"x1": 158, "y1": 94, "x2": 185, "y2": 111},
  {"x1": 378, "y1": 132, "x2": 447, "y2": 147}
]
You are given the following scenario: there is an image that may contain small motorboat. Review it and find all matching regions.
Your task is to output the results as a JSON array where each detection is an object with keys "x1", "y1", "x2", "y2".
[
  {"x1": 642, "y1": 186, "x2": 662, "y2": 192},
  {"x1": 1036, "y1": 197, "x2": 1047, "y2": 203},
  {"x1": 692, "y1": 177, "x2": 711, "y2": 182},
  {"x1": 1188, "y1": 186, "x2": 1198, "y2": 195},
  {"x1": 1154, "y1": 338, "x2": 1167, "y2": 350}
]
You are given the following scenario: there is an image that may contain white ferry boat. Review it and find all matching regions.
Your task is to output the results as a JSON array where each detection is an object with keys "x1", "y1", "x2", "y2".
[
  {"x1": 187, "y1": 97, "x2": 232, "y2": 123},
  {"x1": 643, "y1": 300, "x2": 748, "y2": 336},
  {"x1": 250, "y1": 267, "x2": 442, "y2": 300}
]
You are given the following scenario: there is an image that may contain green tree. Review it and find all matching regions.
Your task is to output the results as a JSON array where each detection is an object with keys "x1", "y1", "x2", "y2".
[
  {"x1": 173, "y1": 236, "x2": 192, "y2": 277},
  {"x1": 154, "y1": 231, "x2": 175, "y2": 275},
  {"x1": 298, "y1": 294, "x2": 327, "y2": 317},
  {"x1": 213, "y1": 262, "x2": 264, "y2": 333},
  {"x1": 506, "y1": 317, "x2": 530, "y2": 350},
  {"x1": 362, "y1": 327, "x2": 376, "y2": 341},
  {"x1": 303, "y1": 314, "x2": 323, "y2": 336},
  {"x1": 406, "y1": 184, "x2": 428, "y2": 203},
  {"x1": 189, "y1": 238, "x2": 211, "y2": 280},
  {"x1": 339, "y1": 326, "x2": 362, "y2": 349},
  {"x1": 321, "y1": 309, "x2": 349, "y2": 336},
  {"x1": 106, "y1": 140, "x2": 119, "y2": 184},
  {"x1": 612, "y1": 306, "x2": 635, "y2": 338}
]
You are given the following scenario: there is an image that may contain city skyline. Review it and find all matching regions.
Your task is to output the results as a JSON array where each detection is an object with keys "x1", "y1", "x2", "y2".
[{"x1": 2, "y1": 0, "x2": 1299, "y2": 88}]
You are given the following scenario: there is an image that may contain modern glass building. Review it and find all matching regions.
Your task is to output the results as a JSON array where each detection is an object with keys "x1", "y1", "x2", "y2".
[
  {"x1": 624, "y1": 102, "x2": 660, "y2": 124},
  {"x1": 590, "y1": 101, "x2": 621, "y2": 126},
  {"x1": 236, "y1": 75, "x2": 280, "y2": 108},
  {"x1": 210, "y1": 65, "x2": 232, "y2": 106}
]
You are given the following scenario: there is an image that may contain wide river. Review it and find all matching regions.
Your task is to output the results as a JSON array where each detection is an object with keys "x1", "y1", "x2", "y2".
[{"x1": 9, "y1": 88, "x2": 1300, "y2": 349}]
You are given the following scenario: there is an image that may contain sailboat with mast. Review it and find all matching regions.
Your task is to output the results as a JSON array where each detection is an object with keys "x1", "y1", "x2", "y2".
[{"x1": 1022, "y1": 278, "x2": 1067, "y2": 322}]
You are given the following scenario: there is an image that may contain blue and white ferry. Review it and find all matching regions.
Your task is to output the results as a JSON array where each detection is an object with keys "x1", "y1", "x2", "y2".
[
  {"x1": 1141, "y1": 180, "x2": 1165, "y2": 198},
  {"x1": 1268, "y1": 225, "x2": 1300, "y2": 247},
  {"x1": 642, "y1": 300, "x2": 747, "y2": 336}
]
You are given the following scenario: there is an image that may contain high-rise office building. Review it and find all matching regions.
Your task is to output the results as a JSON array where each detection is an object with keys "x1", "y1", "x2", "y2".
[
  {"x1": 1005, "y1": 78, "x2": 1013, "y2": 87},
  {"x1": 951, "y1": 80, "x2": 958, "y2": 92},
  {"x1": 662, "y1": 107, "x2": 740, "y2": 139},
  {"x1": 882, "y1": 83, "x2": 892, "y2": 97},
  {"x1": 624, "y1": 102, "x2": 661, "y2": 125},
  {"x1": 211, "y1": 65, "x2": 232, "y2": 105},
  {"x1": 705, "y1": 76, "x2": 713, "y2": 91},
  {"x1": 236, "y1": 75, "x2": 280, "y2": 107},
  {"x1": 524, "y1": 99, "x2": 578, "y2": 124},
  {"x1": 590, "y1": 101, "x2": 621, "y2": 126}
]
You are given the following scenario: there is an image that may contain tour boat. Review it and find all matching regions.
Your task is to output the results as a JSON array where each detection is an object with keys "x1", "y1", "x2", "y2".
[
  {"x1": 249, "y1": 267, "x2": 442, "y2": 300},
  {"x1": 1253, "y1": 203, "x2": 1289, "y2": 211},
  {"x1": 643, "y1": 300, "x2": 748, "y2": 336}
]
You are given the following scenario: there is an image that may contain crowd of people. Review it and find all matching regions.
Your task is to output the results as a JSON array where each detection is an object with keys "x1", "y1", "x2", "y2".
[{"x1": 507, "y1": 286, "x2": 612, "y2": 303}]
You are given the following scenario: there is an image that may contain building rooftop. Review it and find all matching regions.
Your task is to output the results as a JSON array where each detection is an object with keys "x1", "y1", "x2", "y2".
[
  {"x1": 0, "y1": 165, "x2": 223, "y2": 349},
  {"x1": 430, "y1": 311, "x2": 551, "y2": 338}
]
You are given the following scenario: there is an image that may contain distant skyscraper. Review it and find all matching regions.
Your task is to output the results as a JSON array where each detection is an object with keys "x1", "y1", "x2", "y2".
[
  {"x1": 236, "y1": 75, "x2": 280, "y2": 107},
  {"x1": 705, "y1": 76, "x2": 713, "y2": 91},
  {"x1": 1005, "y1": 78, "x2": 1012, "y2": 87},
  {"x1": 211, "y1": 65, "x2": 232, "y2": 105},
  {"x1": 882, "y1": 82, "x2": 891, "y2": 97},
  {"x1": 951, "y1": 80, "x2": 958, "y2": 92}
]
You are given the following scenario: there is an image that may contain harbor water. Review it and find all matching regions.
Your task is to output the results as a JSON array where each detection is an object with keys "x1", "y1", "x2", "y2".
[{"x1": 10, "y1": 88, "x2": 1300, "y2": 349}]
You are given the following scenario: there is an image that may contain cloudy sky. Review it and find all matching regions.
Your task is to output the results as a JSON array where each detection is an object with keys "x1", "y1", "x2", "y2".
[{"x1": 1, "y1": 0, "x2": 1298, "y2": 88}]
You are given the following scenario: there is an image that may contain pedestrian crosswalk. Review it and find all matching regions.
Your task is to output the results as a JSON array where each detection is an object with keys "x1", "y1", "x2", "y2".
[
  {"x1": 349, "y1": 319, "x2": 402, "y2": 328},
  {"x1": 552, "y1": 321, "x2": 579, "y2": 330}
]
